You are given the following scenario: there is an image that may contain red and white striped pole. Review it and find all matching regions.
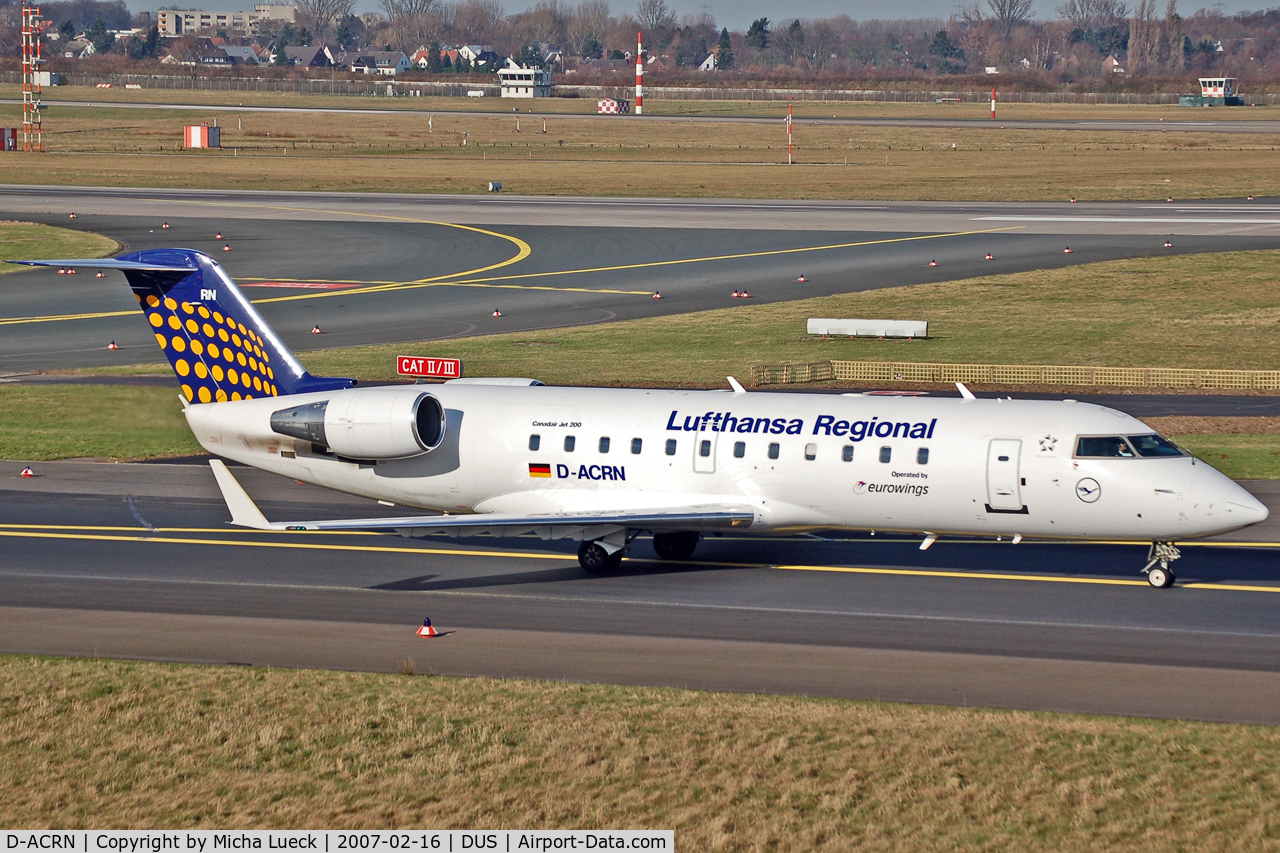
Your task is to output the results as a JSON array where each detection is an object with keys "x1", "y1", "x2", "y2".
[
  {"x1": 990, "y1": 88, "x2": 996, "y2": 119},
  {"x1": 635, "y1": 32, "x2": 643, "y2": 115}
]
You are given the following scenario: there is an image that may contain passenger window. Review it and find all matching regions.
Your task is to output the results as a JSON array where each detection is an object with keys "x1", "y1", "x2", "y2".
[
  {"x1": 564, "y1": 435, "x2": 576, "y2": 452},
  {"x1": 665, "y1": 439, "x2": 677, "y2": 456},
  {"x1": 804, "y1": 443, "x2": 817, "y2": 461},
  {"x1": 733, "y1": 441, "x2": 745, "y2": 458},
  {"x1": 842, "y1": 446, "x2": 854, "y2": 462},
  {"x1": 631, "y1": 438, "x2": 642, "y2": 454},
  {"x1": 768, "y1": 442, "x2": 780, "y2": 460},
  {"x1": 699, "y1": 439, "x2": 711, "y2": 457},
  {"x1": 529, "y1": 434, "x2": 540, "y2": 451},
  {"x1": 599, "y1": 437, "x2": 610, "y2": 453},
  {"x1": 917, "y1": 447, "x2": 929, "y2": 465},
  {"x1": 879, "y1": 446, "x2": 892, "y2": 463},
  {"x1": 1076, "y1": 436, "x2": 1135, "y2": 458}
]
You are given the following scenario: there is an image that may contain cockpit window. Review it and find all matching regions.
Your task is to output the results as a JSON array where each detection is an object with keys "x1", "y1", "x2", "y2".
[
  {"x1": 1076, "y1": 436, "x2": 1135, "y2": 458},
  {"x1": 1128, "y1": 434, "x2": 1187, "y2": 457}
]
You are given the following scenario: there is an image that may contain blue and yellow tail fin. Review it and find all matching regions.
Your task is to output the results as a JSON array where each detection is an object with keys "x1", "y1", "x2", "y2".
[{"x1": 15, "y1": 249, "x2": 351, "y2": 403}]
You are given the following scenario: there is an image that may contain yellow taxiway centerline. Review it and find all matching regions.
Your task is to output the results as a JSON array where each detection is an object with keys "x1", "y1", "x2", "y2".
[{"x1": 0, "y1": 527, "x2": 1275, "y2": 592}]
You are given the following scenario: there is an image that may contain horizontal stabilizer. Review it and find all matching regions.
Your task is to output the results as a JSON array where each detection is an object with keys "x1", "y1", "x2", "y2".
[{"x1": 10, "y1": 258, "x2": 196, "y2": 272}]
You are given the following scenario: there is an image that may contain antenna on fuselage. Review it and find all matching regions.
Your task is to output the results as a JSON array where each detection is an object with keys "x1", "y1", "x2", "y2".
[{"x1": 956, "y1": 382, "x2": 976, "y2": 400}]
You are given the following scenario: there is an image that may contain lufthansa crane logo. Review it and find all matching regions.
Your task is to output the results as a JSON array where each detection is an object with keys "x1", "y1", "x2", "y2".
[{"x1": 1075, "y1": 478, "x2": 1101, "y2": 503}]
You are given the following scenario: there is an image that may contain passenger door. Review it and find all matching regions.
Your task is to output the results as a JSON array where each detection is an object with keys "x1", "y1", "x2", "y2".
[{"x1": 986, "y1": 439, "x2": 1024, "y2": 512}]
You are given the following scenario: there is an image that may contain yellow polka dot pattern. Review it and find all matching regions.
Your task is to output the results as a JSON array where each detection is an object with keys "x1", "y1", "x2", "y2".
[{"x1": 138, "y1": 291, "x2": 279, "y2": 404}]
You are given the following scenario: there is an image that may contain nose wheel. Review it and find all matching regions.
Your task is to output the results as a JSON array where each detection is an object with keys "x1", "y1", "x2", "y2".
[{"x1": 1142, "y1": 542, "x2": 1181, "y2": 588}]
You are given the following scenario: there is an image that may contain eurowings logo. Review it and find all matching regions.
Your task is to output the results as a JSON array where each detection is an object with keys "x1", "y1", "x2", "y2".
[{"x1": 855, "y1": 481, "x2": 929, "y2": 497}]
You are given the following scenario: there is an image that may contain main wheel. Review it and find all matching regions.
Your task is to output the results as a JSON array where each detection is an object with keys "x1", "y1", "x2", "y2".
[
  {"x1": 1147, "y1": 566, "x2": 1175, "y2": 588},
  {"x1": 652, "y1": 531, "x2": 700, "y2": 561},
  {"x1": 578, "y1": 541, "x2": 623, "y2": 573}
]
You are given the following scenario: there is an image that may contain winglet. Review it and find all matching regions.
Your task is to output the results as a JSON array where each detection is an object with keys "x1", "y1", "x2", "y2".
[
  {"x1": 727, "y1": 376, "x2": 746, "y2": 394},
  {"x1": 209, "y1": 459, "x2": 274, "y2": 530},
  {"x1": 956, "y1": 382, "x2": 976, "y2": 400}
]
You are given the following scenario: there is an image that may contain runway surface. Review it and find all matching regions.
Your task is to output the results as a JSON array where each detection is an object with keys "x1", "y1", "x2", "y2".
[
  {"x1": 27, "y1": 99, "x2": 1280, "y2": 135},
  {"x1": 2, "y1": 459, "x2": 1279, "y2": 723},
  {"x1": 5, "y1": 186, "x2": 1280, "y2": 372}
]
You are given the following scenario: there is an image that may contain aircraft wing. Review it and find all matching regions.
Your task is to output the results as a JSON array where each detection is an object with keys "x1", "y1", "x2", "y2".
[{"x1": 210, "y1": 460, "x2": 755, "y2": 538}]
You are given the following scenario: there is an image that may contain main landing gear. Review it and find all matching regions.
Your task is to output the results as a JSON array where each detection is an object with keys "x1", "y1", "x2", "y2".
[
  {"x1": 578, "y1": 531, "x2": 702, "y2": 572},
  {"x1": 578, "y1": 541, "x2": 623, "y2": 573},
  {"x1": 1142, "y1": 542, "x2": 1181, "y2": 588}
]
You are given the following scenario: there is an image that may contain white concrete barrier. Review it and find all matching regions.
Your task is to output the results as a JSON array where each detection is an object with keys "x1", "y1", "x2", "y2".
[{"x1": 807, "y1": 318, "x2": 929, "y2": 338}]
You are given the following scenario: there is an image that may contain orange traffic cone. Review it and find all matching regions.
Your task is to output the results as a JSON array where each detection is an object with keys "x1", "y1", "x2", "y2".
[
  {"x1": 416, "y1": 618, "x2": 438, "y2": 638},
  {"x1": 984, "y1": 253, "x2": 994, "y2": 261},
  {"x1": 162, "y1": 222, "x2": 170, "y2": 229},
  {"x1": 67, "y1": 268, "x2": 76, "y2": 274},
  {"x1": 651, "y1": 291, "x2": 662, "y2": 299},
  {"x1": 95, "y1": 271, "x2": 105, "y2": 278},
  {"x1": 1164, "y1": 241, "x2": 1173, "y2": 248},
  {"x1": 1166, "y1": 197, "x2": 1174, "y2": 203},
  {"x1": 731, "y1": 290, "x2": 741, "y2": 298},
  {"x1": 20, "y1": 466, "x2": 33, "y2": 478},
  {"x1": 222, "y1": 244, "x2": 231, "y2": 252},
  {"x1": 1248, "y1": 195, "x2": 1255, "y2": 201},
  {"x1": 797, "y1": 275, "x2": 807, "y2": 283},
  {"x1": 739, "y1": 291, "x2": 751, "y2": 298},
  {"x1": 928, "y1": 259, "x2": 937, "y2": 267},
  {"x1": 1063, "y1": 247, "x2": 1072, "y2": 254},
  {"x1": 215, "y1": 232, "x2": 223, "y2": 239},
  {"x1": 1069, "y1": 197, "x2": 1076, "y2": 203},
  {"x1": 57, "y1": 268, "x2": 65, "y2": 274},
  {"x1": 492, "y1": 309, "x2": 502, "y2": 317},
  {"x1": 69, "y1": 213, "x2": 77, "y2": 219},
  {"x1": 311, "y1": 325, "x2": 322, "y2": 334},
  {"x1": 107, "y1": 341, "x2": 118, "y2": 350}
]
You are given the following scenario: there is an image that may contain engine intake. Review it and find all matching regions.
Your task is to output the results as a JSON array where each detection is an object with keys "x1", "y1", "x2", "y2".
[{"x1": 270, "y1": 389, "x2": 444, "y2": 460}]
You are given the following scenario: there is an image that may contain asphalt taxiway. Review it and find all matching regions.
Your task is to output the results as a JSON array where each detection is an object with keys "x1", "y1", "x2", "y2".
[
  {"x1": 2, "y1": 459, "x2": 1278, "y2": 723},
  {"x1": 5, "y1": 187, "x2": 1280, "y2": 371}
]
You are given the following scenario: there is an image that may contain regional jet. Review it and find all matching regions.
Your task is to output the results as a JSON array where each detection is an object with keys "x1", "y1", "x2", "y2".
[{"x1": 21, "y1": 249, "x2": 1270, "y2": 587}]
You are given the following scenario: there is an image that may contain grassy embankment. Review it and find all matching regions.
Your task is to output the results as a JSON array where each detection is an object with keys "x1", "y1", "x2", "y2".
[
  {"x1": 1, "y1": 654, "x2": 1278, "y2": 846},
  {"x1": 10, "y1": 249, "x2": 1280, "y2": 475},
  {"x1": 0, "y1": 96, "x2": 1277, "y2": 199},
  {"x1": 0, "y1": 219, "x2": 118, "y2": 275}
]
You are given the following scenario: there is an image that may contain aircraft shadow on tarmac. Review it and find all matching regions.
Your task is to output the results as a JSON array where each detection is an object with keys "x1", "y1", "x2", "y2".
[{"x1": 365, "y1": 535, "x2": 1280, "y2": 591}]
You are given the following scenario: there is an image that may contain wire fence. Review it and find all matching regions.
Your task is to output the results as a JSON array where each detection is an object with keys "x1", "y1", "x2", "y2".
[{"x1": 751, "y1": 360, "x2": 1280, "y2": 390}]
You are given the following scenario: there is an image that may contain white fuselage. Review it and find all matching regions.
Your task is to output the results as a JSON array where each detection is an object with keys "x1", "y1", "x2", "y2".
[{"x1": 185, "y1": 384, "x2": 1268, "y2": 540}]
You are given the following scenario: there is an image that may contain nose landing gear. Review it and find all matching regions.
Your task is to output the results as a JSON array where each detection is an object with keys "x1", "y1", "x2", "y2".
[{"x1": 1143, "y1": 542, "x2": 1181, "y2": 588}]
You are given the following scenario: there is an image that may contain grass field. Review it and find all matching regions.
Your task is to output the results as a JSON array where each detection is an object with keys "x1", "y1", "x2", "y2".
[
  {"x1": 2, "y1": 654, "x2": 1278, "y2": 846},
  {"x1": 3, "y1": 96, "x2": 1278, "y2": 199},
  {"x1": 0, "y1": 220, "x2": 118, "y2": 274}
]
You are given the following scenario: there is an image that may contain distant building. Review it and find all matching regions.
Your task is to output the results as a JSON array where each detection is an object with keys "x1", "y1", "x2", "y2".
[
  {"x1": 338, "y1": 50, "x2": 410, "y2": 75},
  {"x1": 1103, "y1": 54, "x2": 1125, "y2": 73},
  {"x1": 698, "y1": 52, "x2": 716, "y2": 71},
  {"x1": 283, "y1": 44, "x2": 328, "y2": 66},
  {"x1": 157, "y1": 4, "x2": 296, "y2": 38},
  {"x1": 358, "y1": 13, "x2": 384, "y2": 28},
  {"x1": 498, "y1": 64, "x2": 553, "y2": 98}
]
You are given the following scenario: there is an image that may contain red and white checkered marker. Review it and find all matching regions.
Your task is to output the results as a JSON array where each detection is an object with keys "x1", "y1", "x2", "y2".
[
  {"x1": 492, "y1": 309, "x2": 502, "y2": 317},
  {"x1": 416, "y1": 618, "x2": 438, "y2": 638},
  {"x1": 107, "y1": 341, "x2": 118, "y2": 350},
  {"x1": 20, "y1": 467, "x2": 33, "y2": 478}
]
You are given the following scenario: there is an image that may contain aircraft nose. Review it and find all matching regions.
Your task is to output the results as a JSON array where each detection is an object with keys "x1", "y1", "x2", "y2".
[{"x1": 1194, "y1": 464, "x2": 1270, "y2": 529}]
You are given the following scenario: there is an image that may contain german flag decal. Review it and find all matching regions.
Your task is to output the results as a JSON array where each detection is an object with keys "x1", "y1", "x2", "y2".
[{"x1": 528, "y1": 463, "x2": 552, "y2": 478}]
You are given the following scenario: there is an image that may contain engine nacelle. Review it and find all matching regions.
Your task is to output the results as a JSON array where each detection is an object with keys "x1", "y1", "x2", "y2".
[{"x1": 270, "y1": 388, "x2": 445, "y2": 460}]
